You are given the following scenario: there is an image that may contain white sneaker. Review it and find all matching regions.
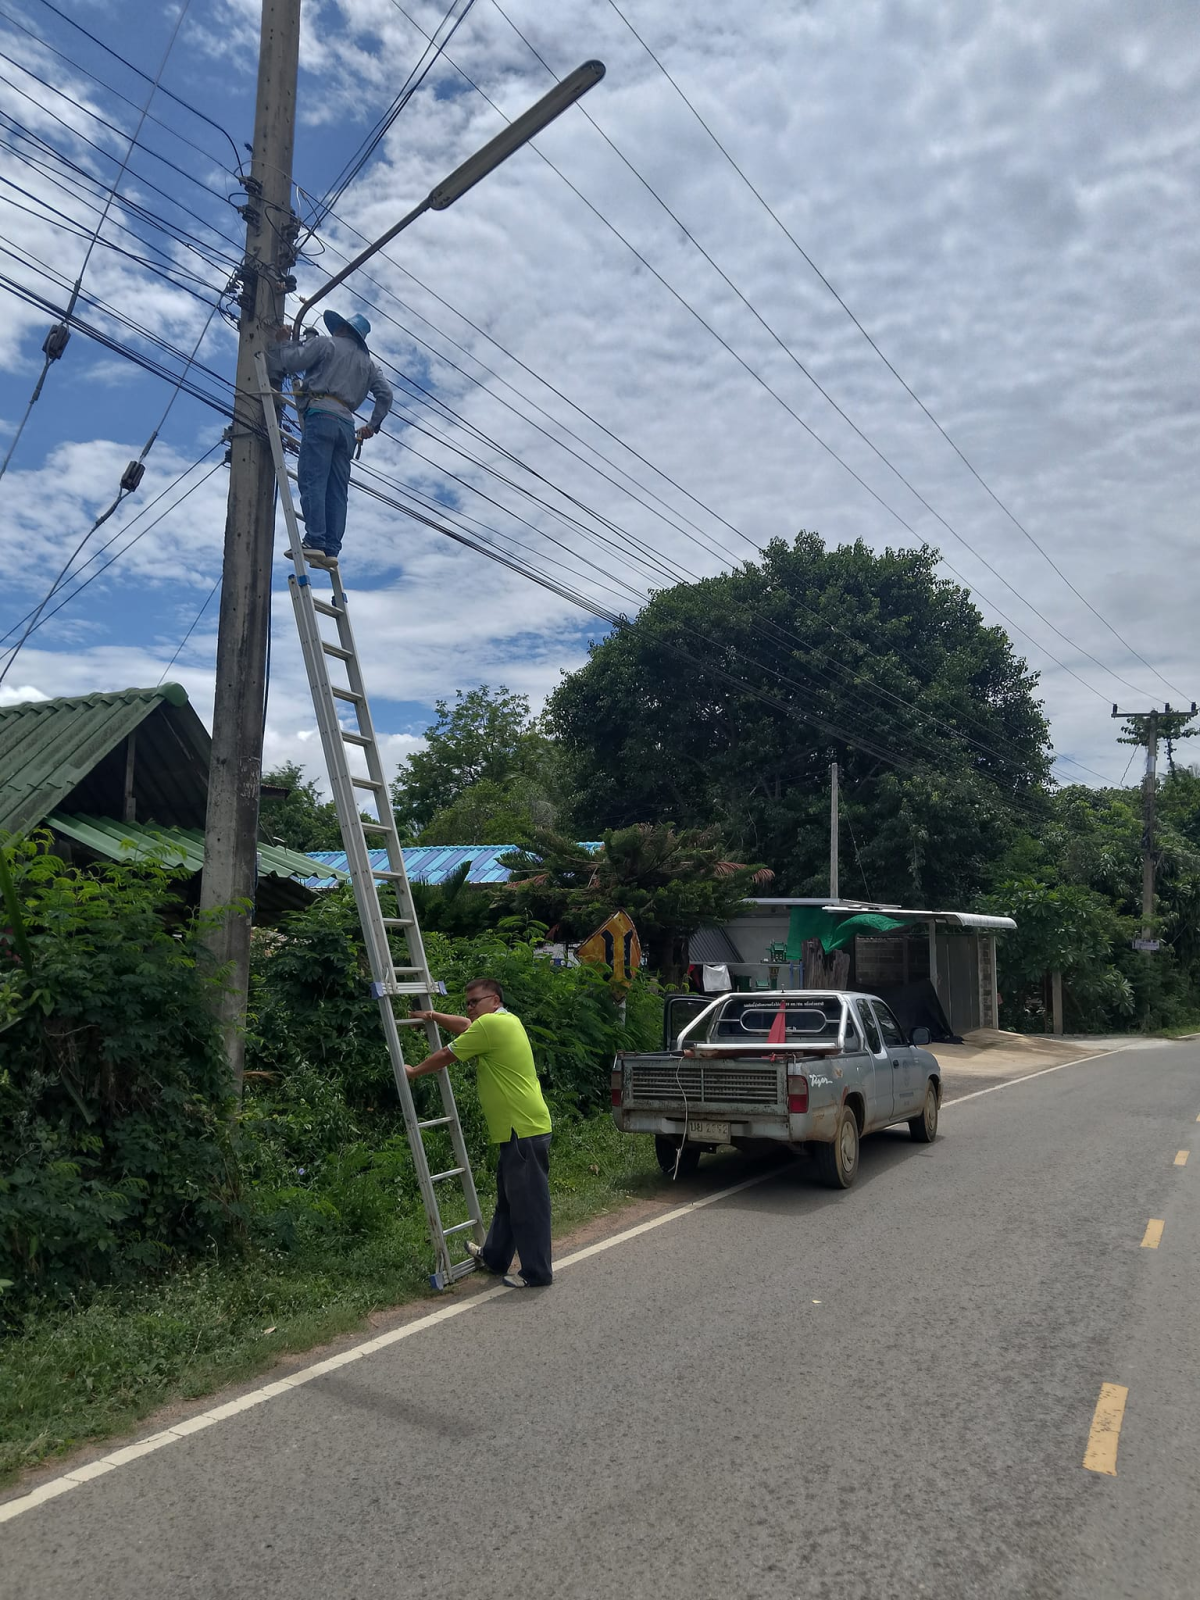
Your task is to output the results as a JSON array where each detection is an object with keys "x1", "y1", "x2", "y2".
[{"x1": 466, "y1": 1240, "x2": 500, "y2": 1274}]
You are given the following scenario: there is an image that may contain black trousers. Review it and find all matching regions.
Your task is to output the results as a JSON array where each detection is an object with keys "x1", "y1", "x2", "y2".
[{"x1": 482, "y1": 1131, "x2": 553, "y2": 1285}]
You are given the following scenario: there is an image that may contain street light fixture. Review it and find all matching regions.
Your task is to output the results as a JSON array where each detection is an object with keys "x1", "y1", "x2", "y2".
[{"x1": 294, "y1": 59, "x2": 605, "y2": 335}]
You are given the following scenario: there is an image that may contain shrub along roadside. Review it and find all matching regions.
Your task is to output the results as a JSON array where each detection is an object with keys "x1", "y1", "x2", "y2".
[
  {"x1": 0, "y1": 1115, "x2": 667, "y2": 1486},
  {"x1": 1, "y1": 866, "x2": 668, "y2": 1486},
  {"x1": 0, "y1": 839, "x2": 240, "y2": 1308}
]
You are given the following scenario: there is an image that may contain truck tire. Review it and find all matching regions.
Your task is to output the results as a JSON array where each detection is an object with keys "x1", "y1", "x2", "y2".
[
  {"x1": 814, "y1": 1106, "x2": 859, "y2": 1189},
  {"x1": 655, "y1": 1135, "x2": 700, "y2": 1178},
  {"x1": 909, "y1": 1080, "x2": 939, "y2": 1143}
]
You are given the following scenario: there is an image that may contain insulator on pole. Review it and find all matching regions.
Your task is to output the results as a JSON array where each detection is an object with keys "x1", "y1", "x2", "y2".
[{"x1": 41, "y1": 323, "x2": 70, "y2": 361}]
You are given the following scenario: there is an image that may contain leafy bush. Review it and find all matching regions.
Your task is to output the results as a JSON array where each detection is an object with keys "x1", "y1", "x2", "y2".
[{"x1": 0, "y1": 838, "x2": 239, "y2": 1312}]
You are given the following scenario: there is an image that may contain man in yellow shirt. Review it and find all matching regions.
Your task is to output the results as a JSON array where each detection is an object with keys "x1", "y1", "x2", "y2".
[{"x1": 408, "y1": 978, "x2": 553, "y2": 1288}]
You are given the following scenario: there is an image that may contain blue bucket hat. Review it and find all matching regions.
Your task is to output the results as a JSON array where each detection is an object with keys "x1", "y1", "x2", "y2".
[{"x1": 323, "y1": 309, "x2": 371, "y2": 348}]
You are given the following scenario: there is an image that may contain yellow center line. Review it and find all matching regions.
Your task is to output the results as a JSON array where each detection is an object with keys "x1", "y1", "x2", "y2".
[
  {"x1": 1140, "y1": 1219, "x2": 1164, "y2": 1248},
  {"x1": 1083, "y1": 1383, "x2": 1129, "y2": 1475},
  {"x1": 1174, "y1": 1151, "x2": 1189, "y2": 1167}
]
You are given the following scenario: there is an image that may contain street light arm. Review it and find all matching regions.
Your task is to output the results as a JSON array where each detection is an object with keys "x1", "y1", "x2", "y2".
[
  {"x1": 293, "y1": 196, "x2": 430, "y2": 337},
  {"x1": 292, "y1": 60, "x2": 605, "y2": 337}
]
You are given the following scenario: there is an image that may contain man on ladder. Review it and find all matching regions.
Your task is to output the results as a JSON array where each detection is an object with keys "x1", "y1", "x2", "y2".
[{"x1": 271, "y1": 310, "x2": 393, "y2": 568}]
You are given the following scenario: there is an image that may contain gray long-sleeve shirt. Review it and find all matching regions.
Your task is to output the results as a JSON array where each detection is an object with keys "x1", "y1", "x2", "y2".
[{"x1": 270, "y1": 333, "x2": 394, "y2": 430}]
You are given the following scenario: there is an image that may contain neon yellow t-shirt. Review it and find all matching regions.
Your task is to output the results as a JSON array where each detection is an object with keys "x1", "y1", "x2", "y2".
[{"x1": 449, "y1": 1008, "x2": 552, "y2": 1144}]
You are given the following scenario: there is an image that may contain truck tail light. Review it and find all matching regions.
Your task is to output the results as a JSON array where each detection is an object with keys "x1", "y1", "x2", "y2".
[
  {"x1": 787, "y1": 1073, "x2": 809, "y2": 1114},
  {"x1": 611, "y1": 1069, "x2": 623, "y2": 1107}
]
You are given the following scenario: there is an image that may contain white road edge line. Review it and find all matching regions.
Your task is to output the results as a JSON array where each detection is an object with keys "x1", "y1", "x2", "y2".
[
  {"x1": 941, "y1": 1052, "x2": 1104, "y2": 1106},
  {"x1": 0, "y1": 1045, "x2": 1115, "y2": 1525}
]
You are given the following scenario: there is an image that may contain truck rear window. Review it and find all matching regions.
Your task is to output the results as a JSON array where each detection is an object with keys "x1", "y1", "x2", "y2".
[{"x1": 712, "y1": 997, "x2": 842, "y2": 1043}]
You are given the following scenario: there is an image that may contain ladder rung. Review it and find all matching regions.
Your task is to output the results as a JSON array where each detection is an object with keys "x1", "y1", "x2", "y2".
[
  {"x1": 373, "y1": 869, "x2": 409, "y2": 881},
  {"x1": 419, "y1": 1116, "x2": 452, "y2": 1130},
  {"x1": 394, "y1": 1018, "x2": 428, "y2": 1027},
  {"x1": 361, "y1": 821, "x2": 390, "y2": 832},
  {"x1": 351, "y1": 776, "x2": 384, "y2": 790},
  {"x1": 381, "y1": 916, "x2": 414, "y2": 928},
  {"x1": 312, "y1": 598, "x2": 343, "y2": 618},
  {"x1": 331, "y1": 687, "x2": 362, "y2": 702},
  {"x1": 429, "y1": 1167, "x2": 465, "y2": 1184},
  {"x1": 390, "y1": 966, "x2": 423, "y2": 975},
  {"x1": 442, "y1": 1220, "x2": 477, "y2": 1237},
  {"x1": 342, "y1": 731, "x2": 371, "y2": 747},
  {"x1": 370, "y1": 980, "x2": 428, "y2": 996},
  {"x1": 322, "y1": 642, "x2": 353, "y2": 661}
]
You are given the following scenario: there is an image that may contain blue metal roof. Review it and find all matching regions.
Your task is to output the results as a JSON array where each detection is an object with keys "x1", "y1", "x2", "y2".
[{"x1": 303, "y1": 844, "x2": 524, "y2": 889}]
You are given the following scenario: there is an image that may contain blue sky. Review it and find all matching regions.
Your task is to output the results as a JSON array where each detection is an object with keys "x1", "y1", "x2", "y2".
[{"x1": 1, "y1": 0, "x2": 1197, "y2": 795}]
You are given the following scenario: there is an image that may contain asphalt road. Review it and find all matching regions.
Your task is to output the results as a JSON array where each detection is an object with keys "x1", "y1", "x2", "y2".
[{"x1": 4, "y1": 1040, "x2": 1199, "y2": 1600}]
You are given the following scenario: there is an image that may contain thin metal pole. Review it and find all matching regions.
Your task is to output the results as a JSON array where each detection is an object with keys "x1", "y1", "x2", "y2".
[
  {"x1": 830, "y1": 761, "x2": 839, "y2": 901},
  {"x1": 293, "y1": 198, "x2": 429, "y2": 335}
]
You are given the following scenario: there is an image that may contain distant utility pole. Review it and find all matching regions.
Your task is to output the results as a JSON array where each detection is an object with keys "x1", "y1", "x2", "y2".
[
  {"x1": 1113, "y1": 701, "x2": 1198, "y2": 952},
  {"x1": 200, "y1": 0, "x2": 301, "y2": 1091},
  {"x1": 829, "y1": 760, "x2": 839, "y2": 901}
]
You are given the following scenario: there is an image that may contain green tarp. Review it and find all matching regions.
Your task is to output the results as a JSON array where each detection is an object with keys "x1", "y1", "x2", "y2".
[{"x1": 786, "y1": 905, "x2": 906, "y2": 958}]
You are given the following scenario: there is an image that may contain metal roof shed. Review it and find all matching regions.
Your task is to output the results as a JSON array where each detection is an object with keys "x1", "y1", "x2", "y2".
[{"x1": 0, "y1": 685, "x2": 330, "y2": 914}]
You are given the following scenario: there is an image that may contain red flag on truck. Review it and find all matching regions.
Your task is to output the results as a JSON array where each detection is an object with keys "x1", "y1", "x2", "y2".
[{"x1": 767, "y1": 1001, "x2": 788, "y2": 1045}]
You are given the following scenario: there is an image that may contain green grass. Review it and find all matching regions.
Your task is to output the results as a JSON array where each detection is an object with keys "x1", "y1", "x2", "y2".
[
  {"x1": 1156, "y1": 1019, "x2": 1200, "y2": 1039},
  {"x1": 0, "y1": 1117, "x2": 665, "y2": 1488}
]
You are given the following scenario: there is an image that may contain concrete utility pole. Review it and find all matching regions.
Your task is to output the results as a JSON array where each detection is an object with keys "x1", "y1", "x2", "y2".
[
  {"x1": 201, "y1": 0, "x2": 301, "y2": 1092},
  {"x1": 829, "y1": 760, "x2": 839, "y2": 902},
  {"x1": 1112, "y1": 701, "x2": 1197, "y2": 951}
]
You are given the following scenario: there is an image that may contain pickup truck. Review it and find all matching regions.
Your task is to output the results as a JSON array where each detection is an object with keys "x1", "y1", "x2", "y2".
[{"x1": 611, "y1": 990, "x2": 941, "y2": 1188}]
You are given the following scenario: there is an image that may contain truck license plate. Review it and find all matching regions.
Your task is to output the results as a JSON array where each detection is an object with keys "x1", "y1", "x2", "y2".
[{"x1": 688, "y1": 1119, "x2": 730, "y2": 1144}]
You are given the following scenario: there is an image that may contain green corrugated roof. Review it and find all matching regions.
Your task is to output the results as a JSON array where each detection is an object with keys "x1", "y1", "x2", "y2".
[
  {"x1": 48, "y1": 813, "x2": 333, "y2": 882},
  {"x1": 0, "y1": 684, "x2": 197, "y2": 836}
]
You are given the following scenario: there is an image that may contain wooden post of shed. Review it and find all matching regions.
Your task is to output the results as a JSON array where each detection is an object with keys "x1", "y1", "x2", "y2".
[
  {"x1": 1051, "y1": 969, "x2": 1064, "y2": 1035},
  {"x1": 122, "y1": 731, "x2": 136, "y2": 823}
]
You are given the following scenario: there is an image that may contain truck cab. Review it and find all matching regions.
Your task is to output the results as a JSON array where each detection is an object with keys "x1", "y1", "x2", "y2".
[{"x1": 611, "y1": 990, "x2": 940, "y2": 1188}]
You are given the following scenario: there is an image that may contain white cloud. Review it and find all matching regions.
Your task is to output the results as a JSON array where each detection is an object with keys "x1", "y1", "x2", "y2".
[{"x1": 3, "y1": 0, "x2": 1198, "y2": 811}]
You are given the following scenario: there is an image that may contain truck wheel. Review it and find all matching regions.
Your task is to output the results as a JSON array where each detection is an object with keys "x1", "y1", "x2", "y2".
[
  {"x1": 814, "y1": 1106, "x2": 859, "y2": 1189},
  {"x1": 655, "y1": 1135, "x2": 700, "y2": 1178},
  {"x1": 909, "y1": 1080, "x2": 939, "y2": 1143}
]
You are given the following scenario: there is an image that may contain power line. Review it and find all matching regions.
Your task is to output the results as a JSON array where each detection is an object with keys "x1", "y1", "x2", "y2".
[
  {"x1": 0, "y1": 51, "x2": 242, "y2": 215},
  {"x1": 0, "y1": 1, "x2": 192, "y2": 484},
  {"x1": 0, "y1": 301, "x2": 224, "y2": 689},
  {"x1": 0, "y1": 115, "x2": 243, "y2": 272},
  {"x1": 157, "y1": 575, "x2": 221, "y2": 686},
  {"x1": 289, "y1": 217, "x2": 1111, "y2": 784},
  {"x1": 0, "y1": 2, "x2": 239, "y2": 173},
  {"x1": 0, "y1": 452, "x2": 224, "y2": 672},
  {"x1": 308, "y1": 0, "x2": 479, "y2": 235},
  {"x1": 488, "y1": 2, "x2": 1174, "y2": 709},
  {"x1": 602, "y1": 0, "x2": 1192, "y2": 705},
  {"x1": 321, "y1": 21, "x2": 1131, "y2": 718},
  {"x1": 26, "y1": 0, "x2": 245, "y2": 175}
]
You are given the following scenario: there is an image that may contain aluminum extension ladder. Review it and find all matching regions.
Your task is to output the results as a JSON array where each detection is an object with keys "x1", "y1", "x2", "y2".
[{"x1": 253, "y1": 350, "x2": 484, "y2": 1289}]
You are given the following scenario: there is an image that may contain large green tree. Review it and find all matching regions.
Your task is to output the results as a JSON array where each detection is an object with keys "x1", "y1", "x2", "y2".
[
  {"x1": 984, "y1": 769, "x2": 1200, "y2": 1031},
  {"x1": 548, "y1": 533, "x2": 1051, "y2": 905},
  {"x1": 391, "y1": 685, "x2": 562, "y2": 844},
  {"x1": 259, "y1": 762, "x2": 343, "y2": 852}
]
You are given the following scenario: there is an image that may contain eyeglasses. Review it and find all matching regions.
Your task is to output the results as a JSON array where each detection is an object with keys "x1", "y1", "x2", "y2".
[{"x1": 465, "y1": 996, "x2": 487, "y2": 1009}]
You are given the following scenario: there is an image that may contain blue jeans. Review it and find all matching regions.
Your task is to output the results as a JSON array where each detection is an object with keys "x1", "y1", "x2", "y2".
[{"x1": 297, "y1": 409, "x2": 355, "y2": 555}]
